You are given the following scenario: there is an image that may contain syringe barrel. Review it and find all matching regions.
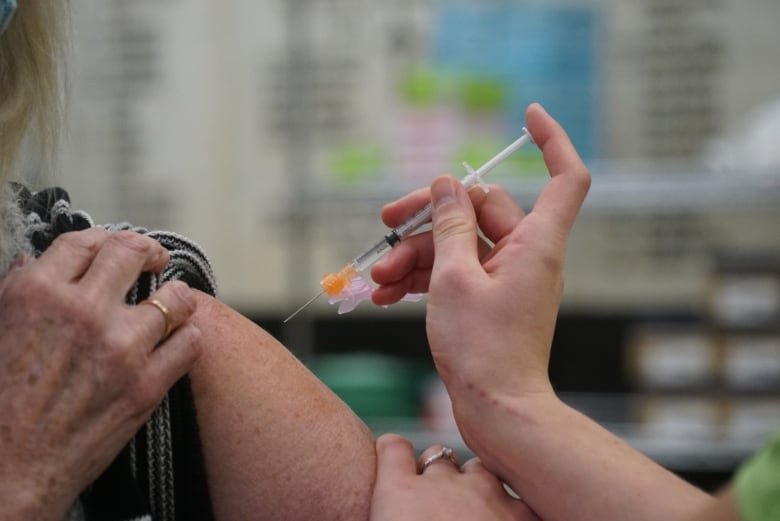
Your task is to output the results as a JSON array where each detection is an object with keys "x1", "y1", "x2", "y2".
[
  {"x1": 392, "y1": 203, "x2": 433, "y2": 240},
  {"x1": 350, "y1": 130, "x2": 533, "y2": 276},
  {"x1": 353, "y1": 236, "x2": 395, "y2": 271}
]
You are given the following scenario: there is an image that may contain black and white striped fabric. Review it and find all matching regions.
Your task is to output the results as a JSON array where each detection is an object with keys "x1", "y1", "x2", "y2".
[{"x1": 14, "y1": 184, "x2": 217, "y2": 521}]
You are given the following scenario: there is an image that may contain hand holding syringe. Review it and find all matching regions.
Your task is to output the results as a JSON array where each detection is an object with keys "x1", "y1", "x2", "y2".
[{"x1": 284, "y1": 127, "x2": 534, "y2": 322}]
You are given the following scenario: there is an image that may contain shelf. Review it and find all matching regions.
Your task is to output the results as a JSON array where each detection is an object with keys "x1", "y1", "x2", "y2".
[
  {"x1": 293, "y1": 165, "x2": 780, "y2": 218},
  {"x1": 574, "y1": 166, "x2": 780, "y2": 212}
]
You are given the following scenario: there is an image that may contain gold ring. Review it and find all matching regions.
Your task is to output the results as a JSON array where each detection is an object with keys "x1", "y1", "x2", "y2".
[
  {"x1": 418, "y1": 446, "x2": 460, "y2": 474},
  {"x1": 139, "y1": 298, "x2": 173, "y2": 339}
]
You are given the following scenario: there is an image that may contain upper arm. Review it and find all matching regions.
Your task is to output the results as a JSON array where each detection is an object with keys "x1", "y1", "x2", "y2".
[{"x1": 188, "y1": 291, "x2": 376, "y2": 521}]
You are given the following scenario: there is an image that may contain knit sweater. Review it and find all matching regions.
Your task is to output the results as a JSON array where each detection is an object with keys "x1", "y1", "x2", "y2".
[{"x1": 3, "y1": 184, "x2": 217, "y2": 521}]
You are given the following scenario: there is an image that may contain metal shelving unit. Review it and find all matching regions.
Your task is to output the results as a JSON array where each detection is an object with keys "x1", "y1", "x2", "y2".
[{"x1": 293, "y1": 166, "x2": 780, "y2": 217}]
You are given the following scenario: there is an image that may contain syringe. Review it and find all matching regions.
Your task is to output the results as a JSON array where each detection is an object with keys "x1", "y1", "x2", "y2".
[{"x1": 283, "y1": 127, "x2": 534, "y2": 322}]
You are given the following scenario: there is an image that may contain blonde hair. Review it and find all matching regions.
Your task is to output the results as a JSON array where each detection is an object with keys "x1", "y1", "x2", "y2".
[{"x1": 0, "y1": 0, "x2": 66, "y2": 187}]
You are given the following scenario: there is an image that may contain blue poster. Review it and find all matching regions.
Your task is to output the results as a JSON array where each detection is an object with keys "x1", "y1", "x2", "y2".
[{"x1": 432, "y1": 2, "x2": 601, "y2": 160}]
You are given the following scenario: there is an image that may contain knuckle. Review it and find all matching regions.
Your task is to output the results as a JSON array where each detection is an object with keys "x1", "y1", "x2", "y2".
[
  {"x1": 9, "y1": 268, "x2": 63, "y2": 305},
  {"x1": 184, "y1": 325, "x2": 204, "y2": 359},
  {"x1": 100, "y1": 333, "x2": 137, "y2": 365},
  {"x1": 434, "y1": 214, "x2": 474, "y2": 241},
  {"x1": 106, "y1": 230, "x2": 159, "y2": 256},
  {"x1": 163, "y1": 323, "x2": 203, "y2": 366},
  {"x1": 52, "y1": 229, "x2": 104, "y2": 256},
  {"x1": 164, "y1": 280, "x2": 197, "y2": 315},
  {"x1": 1, "y1": 280, "x2": 97, "y2": 347},
  {"x1": 69, "y1": 306, "x2": 102, "y2": 337},
  {"x1": 56, "y1": 227, "x2": 106, "y2": 245},
  {"x1": 573, "y1": 166, "x2": 592, "y2": 194}
]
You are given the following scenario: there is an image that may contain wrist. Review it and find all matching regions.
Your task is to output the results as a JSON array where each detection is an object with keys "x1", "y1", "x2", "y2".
[
  {"x1": 449, "y1": 382, "x2": 561, "y2": 467},
  {"x1": 444, "y1": 369, "x2": 554, "y2": 412}
]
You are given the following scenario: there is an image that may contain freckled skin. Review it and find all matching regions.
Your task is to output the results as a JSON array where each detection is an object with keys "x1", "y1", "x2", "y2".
[
  {"x1": 0, "y1": 230, "x2": 200, "y2": 521},
  {"x1": 189, "y1": 292, "x2": 376, "y2": 521}
]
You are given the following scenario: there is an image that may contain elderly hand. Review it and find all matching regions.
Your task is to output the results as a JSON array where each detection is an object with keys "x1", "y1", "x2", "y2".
[
  {"x1": 369, "y1": 435, "x2": 540, "y2": 521},
  {"x1": 0, "y1": 228, "x2": 201, "y2": 521}
]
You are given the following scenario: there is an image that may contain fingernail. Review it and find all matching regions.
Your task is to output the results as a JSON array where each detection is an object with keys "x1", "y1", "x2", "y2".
[
  {"x1": 529, "y1": 101, "x2": 547, "y2": 114},
  {"x1": 431, "y1": 178, "x2": 457, "y2": 210}
]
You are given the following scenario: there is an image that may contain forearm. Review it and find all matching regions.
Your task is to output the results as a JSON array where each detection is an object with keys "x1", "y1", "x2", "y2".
[
  {"x1": 189, "y1": 292, "x2": 376, "y2": 521},
  {"x1": 456, "y1": 388, "x2": 711, "y2": 521}
]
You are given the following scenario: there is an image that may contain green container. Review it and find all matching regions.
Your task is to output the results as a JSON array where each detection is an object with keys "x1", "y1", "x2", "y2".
[{"x1": 310, "y1": 353, "x2": 422, "y2": 419}]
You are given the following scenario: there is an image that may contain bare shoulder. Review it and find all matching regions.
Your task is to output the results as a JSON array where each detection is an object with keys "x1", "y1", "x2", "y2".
[
  {"x1": 190, "y1": 290, "x2": 263, "y2": 335},
  {"x1": 188, "y1": 289, "x2": 283, "y2": 366},
  {"x1": 190, "y1": 290, "x2": 233, "y2": 321}
]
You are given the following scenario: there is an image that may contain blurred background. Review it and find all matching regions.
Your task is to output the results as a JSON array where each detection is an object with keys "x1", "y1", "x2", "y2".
[{"x1": 58, "y1": 0, "x2": 780, "y2": 491}]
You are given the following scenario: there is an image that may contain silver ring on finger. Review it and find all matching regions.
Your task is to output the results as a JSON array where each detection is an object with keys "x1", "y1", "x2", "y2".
[{"x1": 418, "y1": 446, "x2": 460, "y2": 474}]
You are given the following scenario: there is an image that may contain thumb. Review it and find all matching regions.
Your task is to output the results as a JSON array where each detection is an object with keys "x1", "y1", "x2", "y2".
[
  {"x1": 374, "y1": 434, "x2": 417, "y2": 488},
  {"x1": 430, "y1": 176, "x2": 481, "y2": 273}
]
